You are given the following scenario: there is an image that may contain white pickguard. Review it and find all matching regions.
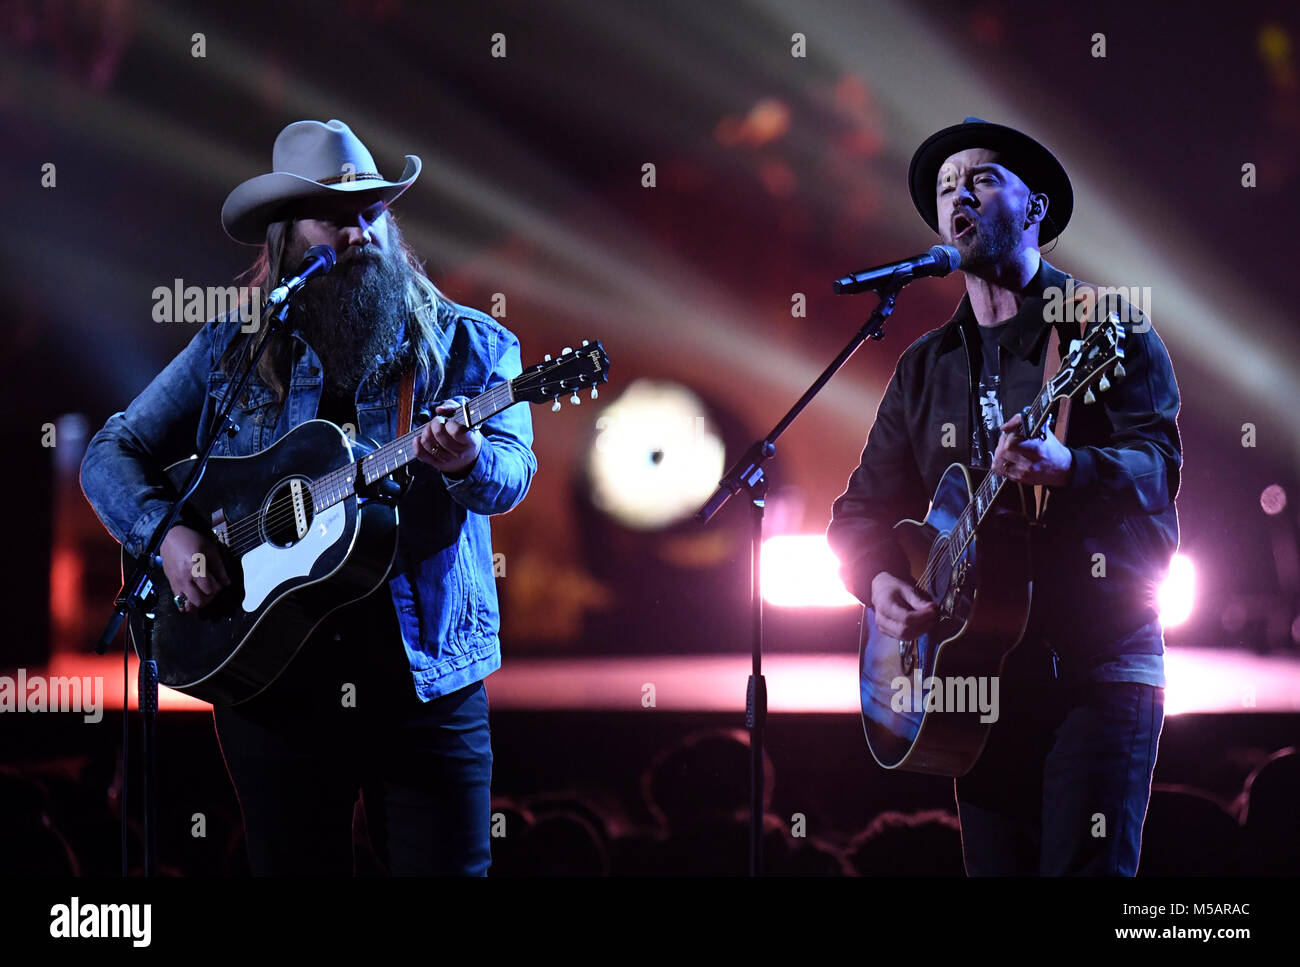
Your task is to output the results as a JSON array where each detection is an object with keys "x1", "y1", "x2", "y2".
[{"x1": 239, "y1": 502, "x2": 348, "y2": 611}]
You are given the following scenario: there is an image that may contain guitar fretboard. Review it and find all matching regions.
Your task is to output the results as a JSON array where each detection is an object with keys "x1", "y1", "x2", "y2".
[
  {"x1": 944, "y1": 383, "x2": 1053, "y2": 564},
  {"x1": 307, "y1": 380, "x2": 516, "y2": 512},
  {"x1": 909, "y1": 314, "x2": 1123, "y2": 599}
]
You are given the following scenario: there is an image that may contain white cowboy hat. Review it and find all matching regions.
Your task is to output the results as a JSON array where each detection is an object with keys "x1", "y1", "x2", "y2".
[{"x1": 221, "y1": 119, "x2": 421, "y2": 245}]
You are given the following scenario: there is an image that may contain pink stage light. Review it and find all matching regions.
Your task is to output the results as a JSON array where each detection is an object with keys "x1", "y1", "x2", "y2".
[
  {"x1": 1158, "y1": 553, "x2": 1195, "y2": 627},
  {"x1": 761, "y1": 535, "x2": 859, "y2": 608}
]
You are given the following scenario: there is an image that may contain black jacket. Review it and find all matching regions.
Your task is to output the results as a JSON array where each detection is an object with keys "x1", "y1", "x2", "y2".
[{"x1": 827, "y1": 258, "x2": 1181, "y2": 666}]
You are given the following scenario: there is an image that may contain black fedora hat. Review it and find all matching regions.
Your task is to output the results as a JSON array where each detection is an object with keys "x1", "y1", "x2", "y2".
[{"x1": 908, "y1": 117, "x2": 1073, "y2": 243}]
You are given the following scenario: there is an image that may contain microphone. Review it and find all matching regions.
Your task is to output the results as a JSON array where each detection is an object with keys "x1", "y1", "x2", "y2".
[
  {"x1": 833, "y1": 245, "x2": 961, "y2": 294},
  {"x1": 266, "y1": 245, "x2": 337, "y2": 306}
]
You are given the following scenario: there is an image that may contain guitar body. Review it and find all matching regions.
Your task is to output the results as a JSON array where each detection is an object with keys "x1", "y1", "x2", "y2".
[
  {"x1": 122, "y1": 420, "x2": 399, "y2": 707},
  {"x1": 859, "y1": 463, "x2": 1032, "y2": 776}
]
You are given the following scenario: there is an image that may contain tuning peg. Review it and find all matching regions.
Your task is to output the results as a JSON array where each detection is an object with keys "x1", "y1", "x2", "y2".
[
  {"x1": 544, "y1": 354, "x2": 552, "y2": 362},
  {"x1": 582, "y1": 339, "x2": 590, "y2": 346},
  {"x1": 590, "y1": 387, "x2": 598, "y2": 400},
  {"x1": 1098, "y1": 374, "x2": 1111, "y2": 392},
  {"x1": 1113, "y1": 361, "x2": 1126, "y2": 379},
  {"x1": 562, "y1": 346, "x2": 573, "y2": 355},
  {"x1": 551, "y1": 398, "x2": 561, "y2": 412},
  {"x1": 568, "y1": 392, "x2": 580, "y2": 405},
  {"x1": 1084, "y1": 387, "x2": 1097, "y2": 404}
]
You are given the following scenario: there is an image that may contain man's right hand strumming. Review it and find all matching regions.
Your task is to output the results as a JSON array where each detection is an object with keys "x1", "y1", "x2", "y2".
[
  {"x1": 870, "y1": 571, "x2": 938, "y2": 640},
  {"x1": 161, "y1": 524, "x2": 232, "y2": 612}
]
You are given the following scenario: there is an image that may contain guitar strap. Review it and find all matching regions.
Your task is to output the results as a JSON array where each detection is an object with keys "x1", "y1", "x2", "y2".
[
  {"x1": 393, "y1": 363, "x2": 417, "y2": 492},
  {"x1": 1032, "y1": 284, "x2": 1095, "y2": 521},
  {"x1": 398, "y1": 364, "x2": 416, "y2": 437}
]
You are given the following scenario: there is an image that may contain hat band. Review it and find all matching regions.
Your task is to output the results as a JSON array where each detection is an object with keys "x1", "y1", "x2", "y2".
[{"x1": 315, "y1": 171, "x2": 383, "y2": 185}]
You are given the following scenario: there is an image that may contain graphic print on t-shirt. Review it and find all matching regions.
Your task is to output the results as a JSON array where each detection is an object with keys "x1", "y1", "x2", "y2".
[
  {"x1": 975, "y1": 323, "x2": 1008, "y2": 469},
  {"x1": 978, "y1": 375, "x2": 1004, "y2": 454}
]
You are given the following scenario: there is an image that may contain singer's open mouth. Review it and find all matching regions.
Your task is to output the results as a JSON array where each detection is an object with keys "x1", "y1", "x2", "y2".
[{"x1": 953, "y1": 214, "x2": 975, "y2": 239}]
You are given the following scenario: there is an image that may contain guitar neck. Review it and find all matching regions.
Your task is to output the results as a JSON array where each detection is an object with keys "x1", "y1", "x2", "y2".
[
  {"x1": 929, "y1": 312, "x2": 1124, "y2": 577},
  {"x1": 310, "y1": 381, "x2": 517, "y2": 511}
]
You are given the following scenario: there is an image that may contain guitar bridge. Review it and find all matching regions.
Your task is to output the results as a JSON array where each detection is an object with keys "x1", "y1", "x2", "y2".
[{"x1": 209, "y1": 508, "x2": 230, "y2": 547}]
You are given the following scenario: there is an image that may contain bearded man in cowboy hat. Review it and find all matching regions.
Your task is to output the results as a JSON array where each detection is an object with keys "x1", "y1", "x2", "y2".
[
  {"x1": 828, "y1": 118, "x2": 1182, "y2": 876},
  {"x1": 80, "y1": 119, "x2": 536, "y2": 875}
]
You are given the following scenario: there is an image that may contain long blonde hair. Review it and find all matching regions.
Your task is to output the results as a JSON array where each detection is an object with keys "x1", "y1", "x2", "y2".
[{"x1": 225, "y1": 211, "x2": 448, "y2": 403}]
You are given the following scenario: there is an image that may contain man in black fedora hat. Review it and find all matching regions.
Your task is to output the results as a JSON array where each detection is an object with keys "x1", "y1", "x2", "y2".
[
  {"x1": 828, "y1": 118, "x2": 1181, "y2": 875},
  {"x1": 81, "y1": 119, "x2": 537, "y2": 875}
]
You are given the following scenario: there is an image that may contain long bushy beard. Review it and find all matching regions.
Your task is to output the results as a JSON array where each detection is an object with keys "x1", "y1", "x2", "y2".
[{"x1": 286, "y1": 236, "x2": 412, "y2": 398}]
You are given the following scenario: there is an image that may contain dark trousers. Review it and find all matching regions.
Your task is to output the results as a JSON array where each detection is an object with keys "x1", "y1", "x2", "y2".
[
  {"x1": 211, "y1": 591, "x2": 493, "y2": 876},
  {"x1": 954, "y1": 650, "x2": 1164, "y2": 876}
]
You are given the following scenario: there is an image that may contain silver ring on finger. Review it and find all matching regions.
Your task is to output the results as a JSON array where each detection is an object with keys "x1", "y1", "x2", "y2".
[{"x1": 173, "y1": 592, "x2": 188, "y2": 611}]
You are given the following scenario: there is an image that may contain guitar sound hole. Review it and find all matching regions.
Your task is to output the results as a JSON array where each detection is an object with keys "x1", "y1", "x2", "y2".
[{"x1": 262, "y1": 477, "x2": 316, "y2": 548}]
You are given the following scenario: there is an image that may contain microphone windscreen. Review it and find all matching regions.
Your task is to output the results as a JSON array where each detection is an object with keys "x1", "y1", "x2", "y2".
[
  {"x1": 303, "y1": 244, "x2": 337, "y2": 271},
  {"x1": 928, "y1": 244, "x2": 961, "y2": 275}
]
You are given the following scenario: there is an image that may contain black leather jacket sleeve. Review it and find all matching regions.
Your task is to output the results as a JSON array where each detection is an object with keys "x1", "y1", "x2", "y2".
[{"x1": 826, "y1": 351, "x2": 930, "y2": 605}]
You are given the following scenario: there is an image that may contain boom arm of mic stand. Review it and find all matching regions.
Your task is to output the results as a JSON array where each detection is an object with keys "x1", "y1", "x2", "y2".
[{"x1": 694, "y1": 275, "x2": 907, "y2": 524}]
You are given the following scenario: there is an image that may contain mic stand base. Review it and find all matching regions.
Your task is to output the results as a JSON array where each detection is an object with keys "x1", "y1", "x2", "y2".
[{"x1": 94, "y1": 298, "x2": 295, "y2": 878}]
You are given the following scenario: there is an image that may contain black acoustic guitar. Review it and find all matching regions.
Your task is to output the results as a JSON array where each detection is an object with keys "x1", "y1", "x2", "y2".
[
  {"x1": 859, "y1": 316, "x2": 1126, "y2": 776},
  {"x1": 122, "y1": 341, "x2": 609, "y2": 706}
]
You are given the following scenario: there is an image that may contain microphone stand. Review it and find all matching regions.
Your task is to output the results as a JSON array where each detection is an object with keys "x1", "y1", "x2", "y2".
[
  {"x1": 93, "y1": 291, "x2": 298, "y2": 877},
  {"x1": 695, "y1": 272, "x2": 911, "y2": 876}
]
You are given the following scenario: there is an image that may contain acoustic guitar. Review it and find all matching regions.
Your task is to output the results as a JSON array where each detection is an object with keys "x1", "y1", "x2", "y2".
[{"x1": 121, "y1": 341, "x2": 609, "y2": 706}]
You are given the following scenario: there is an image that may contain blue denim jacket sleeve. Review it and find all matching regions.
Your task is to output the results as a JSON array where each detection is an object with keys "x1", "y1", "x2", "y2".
[
  {"x1": 79, "y1": 316, "x2": 237, "y2": 559},
  {"x1": 441, "y1": 326, "x2": 536, "y2": 516}
]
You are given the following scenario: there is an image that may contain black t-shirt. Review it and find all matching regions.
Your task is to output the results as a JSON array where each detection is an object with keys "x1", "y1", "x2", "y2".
[
  {"x1": 315, "y1": 383, "x2": 357, "y2": 437},
  {"x1": 974, "y1": 322, "x2": 1009, "y2": 469}
]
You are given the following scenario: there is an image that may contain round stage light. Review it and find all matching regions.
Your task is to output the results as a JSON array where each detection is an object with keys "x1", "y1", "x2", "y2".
[
  {"x1": 1260, "y1": 484, "x2": 1287, "y2": 515},
  {"x1": 586, "y1": 379, "x2": 726, "y2": 530}
]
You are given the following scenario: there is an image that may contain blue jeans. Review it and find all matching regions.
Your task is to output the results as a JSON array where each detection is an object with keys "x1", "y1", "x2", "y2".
[
  {"x1": 954, "y1": 670, "x2": 1164, "y2": 876},
  {"x1": 212, "y1": 593, "x2": 493, "y2": 876}
]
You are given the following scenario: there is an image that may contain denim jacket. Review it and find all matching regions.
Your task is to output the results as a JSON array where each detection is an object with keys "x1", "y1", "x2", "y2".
[{"x1": 79, "y1": 296, "x2": 536, "y2": 701}]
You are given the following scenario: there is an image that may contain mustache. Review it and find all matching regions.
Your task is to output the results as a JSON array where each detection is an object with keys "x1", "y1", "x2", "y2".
[
  {"x1": 287, "y1": 243, "x2": 405, "y2": 320},
  {"x1": 327, "y1": 250, "x2": 383, "y2": 280},
  {"x1": 297, "y1": 245, "x2": 393, "y2": 288}
]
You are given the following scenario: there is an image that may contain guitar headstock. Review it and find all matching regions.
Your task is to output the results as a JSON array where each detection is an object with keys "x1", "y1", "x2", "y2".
[
  {"x1": 1049, "y1": 313, "x2": 1127, "y2": 406},
  {"x1": 514, "y1": 340, "x2": 611, "y2": 410}
]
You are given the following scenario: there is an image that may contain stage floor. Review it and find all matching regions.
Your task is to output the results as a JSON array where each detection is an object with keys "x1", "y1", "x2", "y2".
[{"x1": 28, "y1": 646, "x2": 1300, "y2": 715}]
